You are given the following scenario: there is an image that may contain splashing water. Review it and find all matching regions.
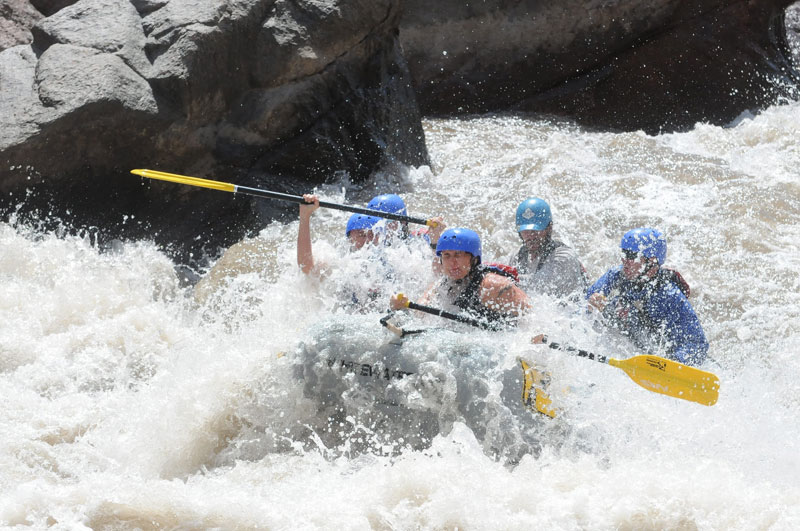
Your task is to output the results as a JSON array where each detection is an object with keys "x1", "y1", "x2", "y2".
[{"x1": 2, "y1": 102, "x2": 800, "y2": 529}]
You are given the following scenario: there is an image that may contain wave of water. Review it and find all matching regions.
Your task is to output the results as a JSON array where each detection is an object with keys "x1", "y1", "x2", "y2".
[{"x1": 2, "y1": 101, "x2": 800, "y2": 529}]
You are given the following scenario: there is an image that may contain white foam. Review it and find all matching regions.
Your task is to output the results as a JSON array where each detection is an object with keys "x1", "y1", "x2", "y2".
[{"x1": 3, "y1": 102, "x2": 800, "y2": 527}]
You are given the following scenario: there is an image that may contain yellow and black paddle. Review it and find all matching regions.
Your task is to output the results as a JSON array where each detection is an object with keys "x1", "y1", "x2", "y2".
[
  {"x1": 130, "y1": 169, "x2": 432, "y2": 225},
  {"x1": 393, "y1": 295, "x2": 720, "y2": 406},
  {"x1": 531, "y1": 335, "x2": 719, "y2": 406}
]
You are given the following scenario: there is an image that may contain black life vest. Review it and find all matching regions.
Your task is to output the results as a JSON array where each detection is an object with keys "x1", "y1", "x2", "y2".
[
  {"x1": 660, "y1": 267, "x2": 690, "y2": 298},
  {"x1": 450, "y1": 264, "x2": 519, "y2": 329},
  {"x1": 603, "y1": 266, "x2": 691, "y2": 340}
]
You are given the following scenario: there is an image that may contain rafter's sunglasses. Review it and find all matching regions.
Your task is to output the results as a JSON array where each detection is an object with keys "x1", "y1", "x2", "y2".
[{"x1": 621, "y1": 249, "x2": 639, "y2": 261}]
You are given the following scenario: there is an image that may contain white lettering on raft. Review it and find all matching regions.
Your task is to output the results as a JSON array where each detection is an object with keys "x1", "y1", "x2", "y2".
[{"x1": 326, "y1": 357, "x2": 414, "y2": 381}]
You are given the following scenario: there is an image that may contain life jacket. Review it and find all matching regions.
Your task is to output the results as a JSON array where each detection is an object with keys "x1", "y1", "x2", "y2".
[
  {"x1": 410, "y1": 226, "x2": 429, "y2": 239},
  {"x1": 376, "y1": 222, "x2": 412, "y2": 245},
  {"x1": 535, "y1": 240, "x2": 561, "y2": 272},
  {"x1": 410, "y1": 226, "x2": 443, "y2": 252},
  {"x1": 451, "y1": 264, "x2": 519, "y2": 328},
  {"x1": 660, "y1": 267, "x2": 690, "y2": 298},
  {"x1": 517, "y1": 240, "x2": 589, "y2": 286},
  {"x1": 483, "y1": 262, "x2": 519, "y2": 283},
  {"x1": 603, "y1": 266, "x2": 692, "y2": 344}
]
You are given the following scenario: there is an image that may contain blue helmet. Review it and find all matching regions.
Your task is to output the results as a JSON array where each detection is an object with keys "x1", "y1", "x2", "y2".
[
  {"x1": 436, "y1": 228, "x2": 481, "y2": 263},
  {"x1": 345, "y1": 214, "x2": 380, "y2": 236},
  {"x1": 367, "y1": 194, "x2": 407, "y2": 216},
  {"x1": 516, "y1": 198, "x2": 552, "y2": 232},
  {"x1": 620, "y1": 227, "x2": 667, "y2": 265}
]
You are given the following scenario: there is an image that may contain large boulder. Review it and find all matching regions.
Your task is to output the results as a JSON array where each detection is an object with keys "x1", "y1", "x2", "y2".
[
  {"x1": 0, "y1": 0, "x2": 42, "y2": 49},
  {"x1": 400, "y1": 0, "x2": 800, "y2": 132},
  {"x1": 0, "y1": 0, "x2": 428, "y2": 264}
]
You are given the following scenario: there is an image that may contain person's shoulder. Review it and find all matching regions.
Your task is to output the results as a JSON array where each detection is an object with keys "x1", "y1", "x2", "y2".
[
  {"x1": 549, "y1": 242, "x2": 583, "y2": 264},
  {"x1": 551, "y1": 239, "x2": 576, "y2": 253},
  {"x1": 653, "y1": 279, "x2": 691, "y2": 305},
  {"x1": 481, "y1": 270, "x2": 516, "y2": 289},
  {"x1": 598, "y1": 265, "x2": 623, "y2": 280},
  {"x1": 480, "y1": 271, "x2": 525, "y2": 303},
  {"x1": 508, "y1": 245, "x2": 526, "y2": 265},
  {"x1": 588, "y1": 265, "x2": 621, "y2": 291},
  {"x1": 645, "y1": 281, "x2": 696, "y2": 320}
]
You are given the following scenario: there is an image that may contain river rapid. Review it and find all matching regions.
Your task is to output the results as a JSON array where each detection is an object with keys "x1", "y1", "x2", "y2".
[{"x1": 2, "y1": 101, "x2": 800, "y2": 529}]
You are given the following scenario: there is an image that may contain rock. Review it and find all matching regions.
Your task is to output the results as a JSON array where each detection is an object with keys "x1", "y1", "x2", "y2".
[
  {"x1": 0, "y1": 46, "x2": 48, "y2": 145},
  {"x1": 399, "y1": 0, "x2": 800, "y2": 132},
  {"x1": 787, "y1": 2, "x2": 800, "y2": 66},
  {"x1": 0, "y1": 0, "x2": 43, "y2": 50},
  {"x1": 3, "y1": 0, "x2": 797, "y2": 267},
  {"x1": 0, "y1": 0, "x2": 429, "y2": 266},
  {"x1": 31, "y1": 0, "x2": 152, "y2": 75},
  {"x1": 28, "y1": 0, "x2": 78, "y2": 17},
  {"x1": 35, "y1": 44, "x2": 157, "y2": 113}
]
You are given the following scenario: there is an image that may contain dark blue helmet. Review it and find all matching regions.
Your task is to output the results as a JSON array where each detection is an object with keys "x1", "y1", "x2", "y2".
[
  {"x1": 436, "y1": 228, "x2": 481, "y2": 263},
  {"x1": 345, "y1": 214, "x2": 379, "y2": 236},
  {"x1": 621, "y1": 227, "x2": 667, "y2": 265},
  {"x1": 367, "y1": 194, "x2": 407, "y2": 216}
]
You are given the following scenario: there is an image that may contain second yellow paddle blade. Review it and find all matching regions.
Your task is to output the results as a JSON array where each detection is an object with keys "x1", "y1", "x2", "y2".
[
  {"x1": 609, "y1": 355, "x2": 720, "y2": 406},
  {"x1": 519, "y1": 358, "x2": 557, "y2": 418},
  {"x1": 131, "y1": 169, "x2": 236, "y2": 193}
]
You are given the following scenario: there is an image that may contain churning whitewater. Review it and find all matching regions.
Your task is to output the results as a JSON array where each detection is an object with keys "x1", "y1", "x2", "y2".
[{"x1": 2, "y1": 102, "x2": 800, "y2": 529}]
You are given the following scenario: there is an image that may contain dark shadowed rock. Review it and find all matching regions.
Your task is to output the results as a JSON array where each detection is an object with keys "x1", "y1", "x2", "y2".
[
  {"x1": 400, "y1": 0, "x2": 800, "y2": 132},
  {"x1": 788, "y1": 2, "x2": 800, "y2": 66},
  {"x1": 1, "y1": 0, "x2": 428, "y2": 265},
  {"x1": 28, "y1": 0, "x2": 78, "y2": 17}
]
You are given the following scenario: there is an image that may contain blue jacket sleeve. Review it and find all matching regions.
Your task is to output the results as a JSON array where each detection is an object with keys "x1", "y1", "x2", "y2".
[
  {"x1": 586, "y1": 267, "x2": 622, "y2": 298},
  {"x1": 648, "y1": 287, "x2": 709, "y2": 365}
]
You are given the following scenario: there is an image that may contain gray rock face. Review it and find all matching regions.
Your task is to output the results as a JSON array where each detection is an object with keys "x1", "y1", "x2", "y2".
[
  {"x1": 0, "y1": 0, "x2": 43, "y2": 49},
  {"x1": 2, "y1": 0, "x2": 798, "y2": 265},
  {"x1": 1, "y1": 0, "x2": 428, "y2": 265},
  {"x1": 399, "y1": 0, "x2": 800, "y2": 132}
]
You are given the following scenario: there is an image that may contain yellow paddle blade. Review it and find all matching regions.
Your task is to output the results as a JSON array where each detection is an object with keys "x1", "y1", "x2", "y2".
[
  {"x1": 131, "y1": 169, "x2": 236, "y2": 193},
  {"x1": 608, "y1": 355, "x2": 720, "y2": 406},
  {"x1": 519, "y1": 358, "x2": 557, "y2": 418}
]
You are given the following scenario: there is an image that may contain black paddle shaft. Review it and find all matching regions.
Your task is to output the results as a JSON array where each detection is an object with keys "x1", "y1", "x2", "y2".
[
  {"x1": 540, "y1": 336, "x2": 609, "y2": 364},
  {"x1": 234, "y1": 185, "x2": 430, "y2": 225},
  {"x1": 406, "y1": 301, "x2": 489, "y2": 329}
]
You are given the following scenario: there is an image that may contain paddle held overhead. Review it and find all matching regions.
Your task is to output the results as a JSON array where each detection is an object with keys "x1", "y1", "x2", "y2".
[{"x1": 130, "y1": 169, "x2": 432, "y2": 225}]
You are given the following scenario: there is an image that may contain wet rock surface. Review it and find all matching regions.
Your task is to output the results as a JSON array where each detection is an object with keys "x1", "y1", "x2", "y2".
[
  {"x1": 1, "y1": 0, "x2": 427, "y2": 264},
  {"x1": 1, "y1": 0, "x2": 798, "y2": 265},
  {"x1": 400, "y1": 0, "x2": 800, "y2": 132}
]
